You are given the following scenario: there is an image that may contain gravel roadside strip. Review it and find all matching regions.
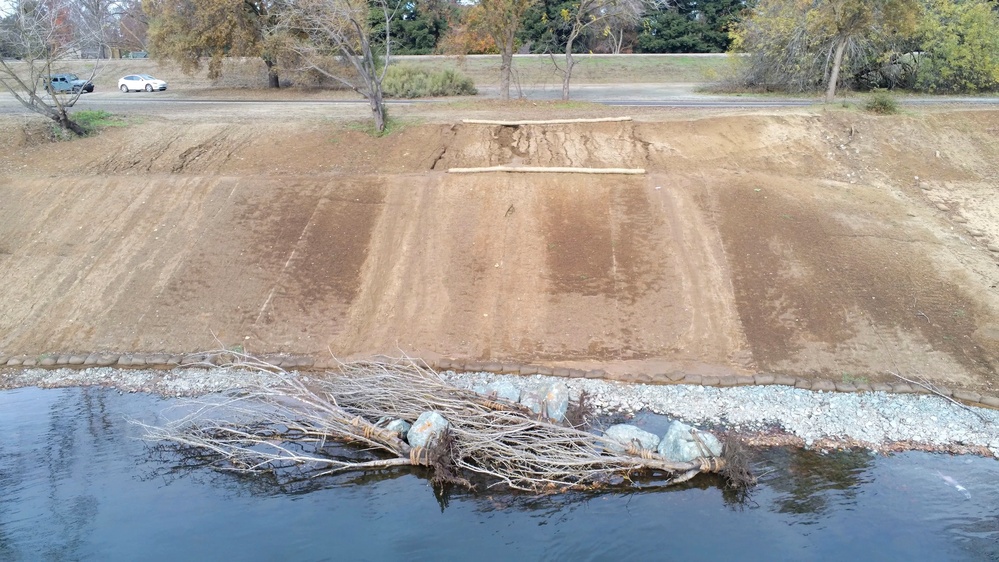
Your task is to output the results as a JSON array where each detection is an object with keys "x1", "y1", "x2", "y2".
[{"x1": 5, "y1": 366, "x2": 998, "y2": 458}]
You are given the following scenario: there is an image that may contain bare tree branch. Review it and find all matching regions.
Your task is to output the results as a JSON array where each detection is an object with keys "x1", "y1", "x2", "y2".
[
  {"x1": 0, "y1": 0, "x2": 107, "y2": 136},
  {"x1": 140, "y1": 356, "x2": 732, "y2": 492},
  {"x1": 274, "y1": 0, "x2": 395, "y2": 131}
]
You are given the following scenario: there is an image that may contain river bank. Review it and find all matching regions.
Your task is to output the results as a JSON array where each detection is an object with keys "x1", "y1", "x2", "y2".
[
  {"x1": 5, "y1": 112, "x2": 999, "y2": 400},
  {"x1": 3, "y1": 365, "x2": 997, "y2": 459}
]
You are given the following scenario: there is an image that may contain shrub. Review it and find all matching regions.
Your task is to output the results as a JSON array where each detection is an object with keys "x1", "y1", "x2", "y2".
[
  {"x1": 915, "y1": 0, "x2": 999, "y2": 93},
  {"x1": 864, "y1": 89, "x2": 899, "y2": 114},
  {"x1": 382, "y1": 65, "x2": 477, "y2": 98}
]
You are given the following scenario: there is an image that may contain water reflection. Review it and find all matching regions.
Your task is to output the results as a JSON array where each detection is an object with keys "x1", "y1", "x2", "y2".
[
  {"x1": 761, "y1": 448, "x2": 875, "y2": 520},
  {"x1": 1, "y1": 386, "x2": 997, "y2": 561}
]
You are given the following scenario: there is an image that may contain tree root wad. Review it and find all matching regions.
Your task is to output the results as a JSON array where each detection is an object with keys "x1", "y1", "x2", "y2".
[{"x1": 720, "y1": 437, "x2": 757, "y2": 490}]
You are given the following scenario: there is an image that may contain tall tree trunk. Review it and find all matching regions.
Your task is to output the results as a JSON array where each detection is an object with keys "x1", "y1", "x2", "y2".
[
  {"x1": 499, "y1": 43, "x2": 513, "y2": 100},
  {"x1": 265, "y1": 58, "x2": 280, "y2": 89},
  {"x1": 365, "y1": 68, "x2": 386, "y2": 133},
  {"x1": 826, "y1": 36, "x2": 848, "y2": 102},
  {"x1": 562, "y1": 34, "x2": 577, "y2": 100},
  {"x1": 370, "y1": 97, "x2": 386, "y2": 133}
]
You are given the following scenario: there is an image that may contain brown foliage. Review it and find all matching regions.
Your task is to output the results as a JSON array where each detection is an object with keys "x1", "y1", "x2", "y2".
[
  {"x1": 144, "y1": 0, "x2": 275, "y2": 80},
  {"x1": 438, "y1": 7, "x2": 499, "y2": 55}
]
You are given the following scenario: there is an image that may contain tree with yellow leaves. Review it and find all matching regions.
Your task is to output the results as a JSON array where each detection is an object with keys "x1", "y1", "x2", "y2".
[
  {"x1": 475, "y1": 0, "x2": 536, "y2": 100},
  {"x1": 549, "y1": 0, "x2": 651, "y2": 100},
  {"x1": 915, "y1": 0, "x2": 999, "y2": 92}
]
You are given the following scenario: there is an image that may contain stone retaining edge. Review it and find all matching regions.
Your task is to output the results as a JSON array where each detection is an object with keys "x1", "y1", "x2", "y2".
[{"x1": 3, "y1": 353, "x2": 998, "y2": 410}]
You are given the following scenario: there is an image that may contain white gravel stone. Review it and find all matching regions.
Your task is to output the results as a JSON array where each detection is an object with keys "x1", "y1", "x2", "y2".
[
  {"x1": 4, "y1": 366, "x2": 998, "y2": 457},
  {"x1": 441, "y1": 372, "x2": 999, "y2": 456}
]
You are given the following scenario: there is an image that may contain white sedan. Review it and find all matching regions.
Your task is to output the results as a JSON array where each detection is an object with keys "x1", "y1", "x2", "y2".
[{"x1": 118, "y1": 74, "x2": 168, "y2": 93}]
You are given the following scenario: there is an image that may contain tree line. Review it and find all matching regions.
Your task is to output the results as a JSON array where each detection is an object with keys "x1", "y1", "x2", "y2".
[{"x1": 2, "y1": 0, "x2": 998, "y2": 135}]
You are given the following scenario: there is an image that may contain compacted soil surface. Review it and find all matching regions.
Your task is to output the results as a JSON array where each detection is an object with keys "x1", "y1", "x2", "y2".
[{"x1": 2, "y1": 103, "x2": 999, "y2": 397}]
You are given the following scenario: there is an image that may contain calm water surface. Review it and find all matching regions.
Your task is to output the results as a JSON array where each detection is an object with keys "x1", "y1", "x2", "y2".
[{"x1": 2, "y1": 387, "x2": 997, "y2": 561}]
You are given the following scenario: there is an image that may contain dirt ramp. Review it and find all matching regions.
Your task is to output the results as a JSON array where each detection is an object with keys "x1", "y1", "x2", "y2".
[
  {"x1": 0, "y1": 169, "x2": 749, "y2": 374},
  {"x1": 709, "y1": 172, "x2": 999, "y2": 387},
  {"x1": 337, "y1": 172, "x2": 750, "y2": 371},
  {"x1": 435, "y1": 121, "x2": 650, "y2": 170},
  {"x1": 0, "y1": 175, "x2": 382, "y2": 352},
  {"x1": 3, "y1": 111, "x2": 999, "y2": 392}
]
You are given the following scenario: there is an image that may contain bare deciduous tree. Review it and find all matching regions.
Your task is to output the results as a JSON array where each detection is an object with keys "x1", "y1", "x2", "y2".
[
  {"x1": 601, "y1": 0, "x2": 644, "y2": 54},
  {"x1": 276, "y1": 0, "x2": 397, "y2": 132},
  {"x1": 550, "y1": 0, "x2": 655, "y2": 100},
  {"x1": 113, "y1": 0, "x2": 147, "y2": 53},
  {"x1": 0, "y1": 0, "x2": 107, "y2": 136}
]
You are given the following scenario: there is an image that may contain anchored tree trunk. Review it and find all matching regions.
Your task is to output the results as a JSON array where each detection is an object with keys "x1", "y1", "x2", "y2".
[
  {"x1": 367, "y1": 76, "x2": 387, "y2": 132},
  {"x1": 492, "y1": 14, "x2": 518, "y2": 101},
  {"x1": 825, "y1": 36, "x2": 848, "y2": 102},
  {"x1": 52, "y1": 106, "x2": 89, "y2": 136},
  {"x1": 139, "y1": 357, "x2": 739, "y2": 493}
]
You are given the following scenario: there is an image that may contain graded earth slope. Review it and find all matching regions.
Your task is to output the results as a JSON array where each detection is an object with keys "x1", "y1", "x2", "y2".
[{"x1": 1, "y1": 109, "x2": 998, "y2": 395}]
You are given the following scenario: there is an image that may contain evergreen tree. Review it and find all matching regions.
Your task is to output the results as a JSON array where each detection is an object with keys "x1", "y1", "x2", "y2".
[{"x1": 636, "y1": 0, "x2": 745, "y2": 53}]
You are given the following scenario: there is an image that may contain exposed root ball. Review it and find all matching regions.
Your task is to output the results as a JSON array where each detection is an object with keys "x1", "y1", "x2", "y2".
[
  {"x1": 428, "y1": 429, "x2": 472, "y2": 490},
  {"x1": 720, "y1": 437, "x2": 756, "y2": 491},
  {"x1": 564, "y1": 390, "x2": 594, "y2": 429}
]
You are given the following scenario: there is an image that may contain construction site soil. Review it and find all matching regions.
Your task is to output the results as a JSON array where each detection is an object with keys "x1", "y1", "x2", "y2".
[{"x1": 2, "y1": 105, "x2": 999, "y2": 397}]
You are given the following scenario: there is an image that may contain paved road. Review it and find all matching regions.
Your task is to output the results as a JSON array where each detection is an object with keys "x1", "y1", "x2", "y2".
[{"x1": 1, "y1": 83, "x2": 997, "y2": 117}]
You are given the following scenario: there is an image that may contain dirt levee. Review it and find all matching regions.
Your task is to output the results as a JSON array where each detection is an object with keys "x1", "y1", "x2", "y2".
[{"x1": 2, "y1": 110, "x2": 999, "y2": 393}]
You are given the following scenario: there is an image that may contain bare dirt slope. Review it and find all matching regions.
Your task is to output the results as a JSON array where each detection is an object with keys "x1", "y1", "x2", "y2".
[{"x1": 2, "y1": 108, "x2": 999, "y2": 394}]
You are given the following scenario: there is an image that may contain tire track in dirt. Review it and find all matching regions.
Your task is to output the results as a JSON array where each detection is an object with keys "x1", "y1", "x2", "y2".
[
  {"x1": 3, "y1": 112, "x2": 999, "y2": 393},
  {"x1": 711, "y1": 173, "x2": 999, "y2": 386},
  {"x1": 85, "y1": 124, "x2": 254, "y2": 174}
]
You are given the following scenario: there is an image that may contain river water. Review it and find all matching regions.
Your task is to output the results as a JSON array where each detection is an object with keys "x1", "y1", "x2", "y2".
[{"x1": 2, "y1": 386, "x2": 997, "y2": 561}]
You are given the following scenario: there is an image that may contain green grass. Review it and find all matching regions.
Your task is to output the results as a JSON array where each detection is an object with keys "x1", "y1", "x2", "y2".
[
  {"x1": 72, "y1": 110, "x2": 129, "y2": 134},
  {"x1": 841, "y1": 372, "x2": 869, "y2": 386},
  {"x1": 342, "y1": 114, "x2": 420, "y2": 137}
]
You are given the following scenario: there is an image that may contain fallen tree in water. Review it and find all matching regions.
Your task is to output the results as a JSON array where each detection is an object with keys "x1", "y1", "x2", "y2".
[{"x1": 140, "y1": 356, "x2": 749, "y2": 493}]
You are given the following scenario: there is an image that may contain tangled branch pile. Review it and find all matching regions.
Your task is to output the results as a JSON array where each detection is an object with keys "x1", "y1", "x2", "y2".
[{"x1": 141, "y1": 356, "x2": 735, "y2": 493}]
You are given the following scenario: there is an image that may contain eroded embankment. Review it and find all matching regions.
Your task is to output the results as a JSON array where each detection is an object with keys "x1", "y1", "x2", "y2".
[{"x1": 1, "y1": 111, "x2": 999, "y2": 398}]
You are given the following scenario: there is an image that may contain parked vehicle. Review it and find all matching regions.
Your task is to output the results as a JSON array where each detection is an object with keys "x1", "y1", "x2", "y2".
[
  {"x1": 44, "y1": 73, "x2": 94, "y2": 94},
  {"x1": 118, "y1": 74, "x2": 168, "y2": 93}
]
